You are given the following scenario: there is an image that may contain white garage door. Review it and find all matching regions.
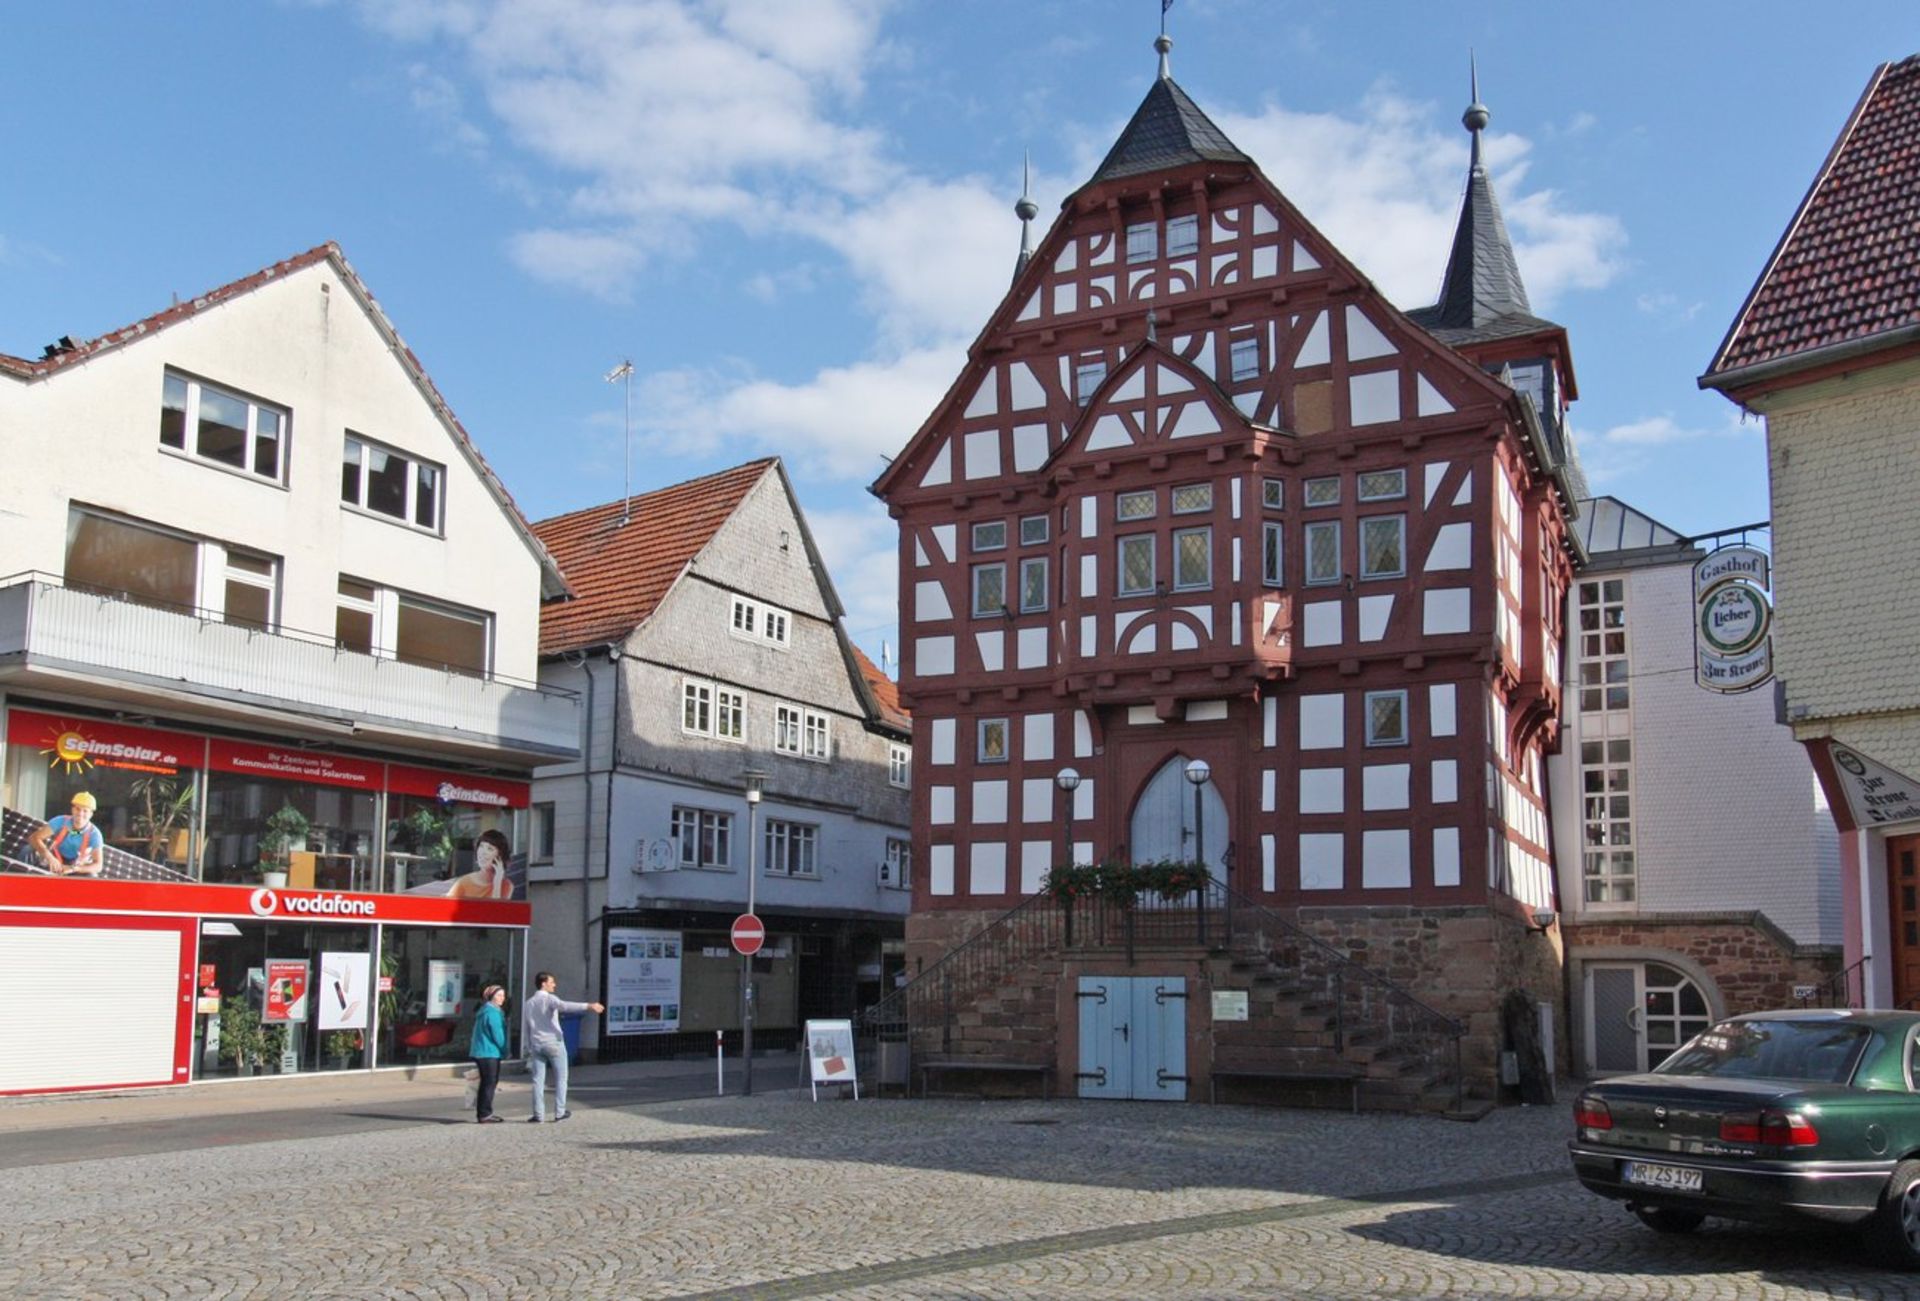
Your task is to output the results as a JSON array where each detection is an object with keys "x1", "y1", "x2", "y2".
[{"x1": 0, "y1": 924, "x2": 184, "y2": 1093}]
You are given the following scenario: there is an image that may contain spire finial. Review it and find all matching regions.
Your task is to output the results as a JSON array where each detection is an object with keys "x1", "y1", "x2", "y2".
[
  {"x1": 1012, "y1": 152, "x2": 1040, "y2": 282},
  {"x1": 1462, "y1": 52, "x2": 1490, "y2": 169},
  {"x1": 1155, "y1": 32, "x2": 1172, "y2": 80}
]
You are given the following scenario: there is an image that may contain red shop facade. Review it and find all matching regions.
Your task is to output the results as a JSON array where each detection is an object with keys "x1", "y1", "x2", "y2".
[{"x1": 0, "y1": 705, "x2": 533, "y2": 1095}]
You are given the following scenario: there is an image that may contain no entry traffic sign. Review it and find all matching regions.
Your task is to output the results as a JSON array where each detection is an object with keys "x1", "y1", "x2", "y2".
[{"x1": 731, "y1": 912, "x2": 766, "y2": 957}]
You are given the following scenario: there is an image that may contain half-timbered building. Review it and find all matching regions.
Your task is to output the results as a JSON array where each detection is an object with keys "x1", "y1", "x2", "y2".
[{"x1": 873, "y1": 43, "x2": 1580, "y2": 1104}]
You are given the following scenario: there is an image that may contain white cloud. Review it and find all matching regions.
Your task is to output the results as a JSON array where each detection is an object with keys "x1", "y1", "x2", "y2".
[
  {"x1": 407, "y1": 63, "x2": 490, "y2": 158},
  {"x1": 1575, "y1": 412, "x2": 1756, "y2": 485},
  {"x1": 506, "y1": 227, "x2": 648, "y2": 301},
  {"x1": 803, "y1": 503, "x2": 902, "y2": 650},
  {"x1": 633, "y1": 342, "x2": 964, "y2": 480},
  {"x1": 1215, "y1": 87, "x2": 1625, "y2": 312}
]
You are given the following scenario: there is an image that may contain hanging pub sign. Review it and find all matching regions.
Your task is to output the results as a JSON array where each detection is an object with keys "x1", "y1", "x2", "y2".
[{"x1": 1693, "y1": 544, "x2": 1774, "y2": 694}]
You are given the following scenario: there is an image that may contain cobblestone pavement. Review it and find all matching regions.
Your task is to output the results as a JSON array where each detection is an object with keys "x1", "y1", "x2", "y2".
[{"x1": 0, "y1": 1092, "x2": 1910, "y2": 1299}]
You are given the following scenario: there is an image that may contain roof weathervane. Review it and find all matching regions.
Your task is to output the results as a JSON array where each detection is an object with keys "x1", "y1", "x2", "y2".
[
  {"x1": 1157, "y1": 0, "x2": 1173, "y2": 79},
  {"x1": 1013, "y1": 152, "x2": 1040, "y2": 281}
]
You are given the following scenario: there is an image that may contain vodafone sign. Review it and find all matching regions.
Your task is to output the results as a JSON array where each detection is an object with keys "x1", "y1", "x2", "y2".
[{"x1": 248, "y1": 888, "x2": 376, "y2": 919}]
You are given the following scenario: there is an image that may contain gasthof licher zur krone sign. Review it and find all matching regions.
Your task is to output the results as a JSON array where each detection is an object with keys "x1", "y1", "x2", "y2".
[{"x1": 1693, "y1": 544, "x2": 1774, "y2": 694}]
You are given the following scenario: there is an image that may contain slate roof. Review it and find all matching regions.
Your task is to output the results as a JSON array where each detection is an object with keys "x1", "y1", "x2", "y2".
[
  {"x1": 1082, "y1": 75, "x2": 1251, "y2": 190},
  {"x1": 1707, "y1": 55, "x2": 1920, "y2": 380},
  {"x1": 1573, "y1": 496, "x2": 1690, "y2": 558},
  {"x1": 0, "y1": 242, "x2": 571, "y2": 599},
  {"x1": 533, "y1": 460, "x2": 775, "y2": 656}
]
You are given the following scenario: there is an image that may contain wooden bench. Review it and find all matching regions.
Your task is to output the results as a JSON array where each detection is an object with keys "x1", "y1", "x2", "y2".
[
  {"x1": 1210, "y1": 1066, "x2": 1362, "y2": 1113},
  {"x1": 919, "y1": 1058, "x2": 1054, "y2": 1101}
]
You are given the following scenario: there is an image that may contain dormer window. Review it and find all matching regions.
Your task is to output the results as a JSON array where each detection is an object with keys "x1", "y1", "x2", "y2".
[
  {"x1": 1126, "y1": 222, "x2": 1158, "y2": 264},
  {"x1": 1229, "y1": 336, "x2": 1260, "y2": 383},
  {"x1": 1166, "y1": 214, "x2": 1199, "y2": 258}
]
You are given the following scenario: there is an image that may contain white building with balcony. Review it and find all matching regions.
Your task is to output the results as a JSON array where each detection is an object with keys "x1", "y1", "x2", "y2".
[{"x1": 0, "y1": 243, "x2": 579, "y2": 1095}]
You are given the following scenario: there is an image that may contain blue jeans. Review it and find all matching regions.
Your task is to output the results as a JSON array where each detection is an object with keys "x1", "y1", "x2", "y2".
[{"x1": 528, "y1": 1039, "x2": 568, "y2": 1119}]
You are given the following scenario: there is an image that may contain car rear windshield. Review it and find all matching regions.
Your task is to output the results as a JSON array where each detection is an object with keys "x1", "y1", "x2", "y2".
[{"x1": 1657, "y1": 1020, "x2": 1869, "y2": 1084}]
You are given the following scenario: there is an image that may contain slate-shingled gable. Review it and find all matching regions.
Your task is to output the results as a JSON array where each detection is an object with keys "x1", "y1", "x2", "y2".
[
  {"x1": 1083, "y1": 76, "x2": 1251, "y2": 190},
  {"x1": 1707, "y1": 54, "x2": 1920, "y2": 379}
]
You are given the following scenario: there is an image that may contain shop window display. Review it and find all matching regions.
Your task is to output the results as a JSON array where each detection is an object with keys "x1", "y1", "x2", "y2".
[
  {"x1": 194, "y1": 920, "x2": 375, "y2": 1077},
  {"x1": 385, "y1": 794, "x2": 520, "y2": 898},
  {"x1": 378, "y1": 924, "x2": 523, "y2": 1067},
  {"x1": 202, "y1": 772, "x2": 377, "y2": 889}
]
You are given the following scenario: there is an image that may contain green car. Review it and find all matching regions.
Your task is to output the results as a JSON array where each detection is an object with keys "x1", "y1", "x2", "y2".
[{"x1": 1569, "y1": 1009, "x2": 1920, "y2": 1266}]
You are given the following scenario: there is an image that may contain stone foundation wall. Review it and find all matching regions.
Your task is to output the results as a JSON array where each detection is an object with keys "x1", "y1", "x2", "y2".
[{"x1": 1565, "y1": 911, "x2": 1842, "y2": 1019}]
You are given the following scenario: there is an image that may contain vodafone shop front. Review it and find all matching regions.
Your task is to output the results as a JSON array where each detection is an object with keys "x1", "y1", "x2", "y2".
[{"x1": 0, "y1": 706, "x2": 533, "y2": 1096}]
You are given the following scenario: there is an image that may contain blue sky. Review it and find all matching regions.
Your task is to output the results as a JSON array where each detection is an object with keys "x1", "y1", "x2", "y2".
[{"x1": 3, "y1": 2, "x2": 1913, "y2": 666}]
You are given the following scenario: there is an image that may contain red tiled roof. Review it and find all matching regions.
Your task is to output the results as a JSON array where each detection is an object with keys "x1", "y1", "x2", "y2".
[
  {"x1": 851, "y1": 643, "x2": 909, "y2": 729},
  {"x1": 0, "y1": 242, "x2": 571, "y2": 598},
  {"x1": 533, "y1": 460, "x2": 776, "y2": 655},
  {"x1": 1708, "y1": 56, "x2": 1920, "y2": 379}
]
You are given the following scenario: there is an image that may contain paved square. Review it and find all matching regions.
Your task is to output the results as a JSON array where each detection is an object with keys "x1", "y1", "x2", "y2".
[{"x1": 0, "y1": 1091, "x2": 1910, "y2": 1298}]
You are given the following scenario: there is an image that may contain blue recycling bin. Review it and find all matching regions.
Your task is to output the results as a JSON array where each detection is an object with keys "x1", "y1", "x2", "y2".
[{"x1": 560, "y1": 1012, "x2": 583, "y2": 1065}]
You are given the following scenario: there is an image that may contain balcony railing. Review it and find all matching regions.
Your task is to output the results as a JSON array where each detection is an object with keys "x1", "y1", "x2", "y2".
[{"x1": 0, "y1": 572, "x2": 578, "y2": 760}]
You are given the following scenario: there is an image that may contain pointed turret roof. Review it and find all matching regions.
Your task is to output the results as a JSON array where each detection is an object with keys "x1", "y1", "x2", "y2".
[
  {"x1": 1408, "y1": 68, "x2": 1557, "y2": 345},
  {"x1": 1081, "y1": 37, "x2": 1250, "y2": 192}
]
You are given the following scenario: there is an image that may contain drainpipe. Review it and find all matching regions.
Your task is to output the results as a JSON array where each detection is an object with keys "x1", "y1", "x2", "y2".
[{"x1": 573, "y1": 650, "x2": 596, "y2": 1036}]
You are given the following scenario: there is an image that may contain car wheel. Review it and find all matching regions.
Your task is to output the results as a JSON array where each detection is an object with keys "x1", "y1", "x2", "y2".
[
  {"x1": 1870, "y1": 1158, "x2": 1920, "y2": 1268},
  {"x1": 1632, "y1": 1206, "x2": 1705, "y2": 1235}
]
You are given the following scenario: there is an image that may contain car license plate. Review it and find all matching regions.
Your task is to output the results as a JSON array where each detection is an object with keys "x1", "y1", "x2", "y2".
[{"x1": 1622, "y1": 1161, "x2": 1703, "y2": 1193}]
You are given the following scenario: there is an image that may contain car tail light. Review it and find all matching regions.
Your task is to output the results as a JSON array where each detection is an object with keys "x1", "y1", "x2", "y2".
[
  {"x1": 1720, "y1": 1109, "x2": 1818, "y2": 1147},
  {"x1": 1574, "y1": 1095, "x2": 1612, "y2": 1131}
]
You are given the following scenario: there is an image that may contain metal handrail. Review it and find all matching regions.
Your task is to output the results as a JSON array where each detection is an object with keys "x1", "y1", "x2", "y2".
[{"x1": 1816, "y1": 955, "x2": 1870, "y2": 1009}]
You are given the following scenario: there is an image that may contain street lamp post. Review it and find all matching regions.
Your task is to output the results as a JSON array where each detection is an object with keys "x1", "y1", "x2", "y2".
[
  {"x1": 741, "y1": 768, "x2": 766, "y2": 1096},
  {"x1": 1185, "y1": 758, "x2": 1213, "y2": 946},
  {"x1": 1054, "y1": 767, "x2": 1081, "y2": 946}
]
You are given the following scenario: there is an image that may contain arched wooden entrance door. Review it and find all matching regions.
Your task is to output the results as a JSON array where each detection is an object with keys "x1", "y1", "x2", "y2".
[{"x1": 1128, "y1": 754, "x2": 1229, "y2": 871}]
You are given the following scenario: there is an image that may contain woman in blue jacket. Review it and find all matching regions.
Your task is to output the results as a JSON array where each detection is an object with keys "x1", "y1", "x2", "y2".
[{"x1": 470, "y1": 984, "x2": 510, "y2": 1123}]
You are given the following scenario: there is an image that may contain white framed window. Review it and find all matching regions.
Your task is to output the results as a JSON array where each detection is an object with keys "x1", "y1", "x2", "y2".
[
  {"x1": 1304, "y1": 520, "x2": 1341, "y2": 585},
  {"x1": 1578, "y1": 580, "x2": 1630, "y2": 713},
  {"x1": 1165, "y1": 214, "x2": 1199, "y2": 257},
  {"x1": 1262, "y1": 478, "x2": 1284, "y2": 510},
  {"x1": 972, "y1": 563, "x2": 1006, "y2": 617},
  {"x1": 1229, "y1": 335, "x2": 1260, "y2": 383},
  {"x1": 972, "y1": 520, "x2": 1007, "y2": 552},
  {"x1": 888, "y1": 744, "x2": 911, "y2": 788},
  {"x1": 1075, "y1": 360, "x2": 1107, "y2": 405},
  {"x1": 1116, "y1": 490, "x2": 1156, "y2": 521},
  {"x1": 671, "y1": 806, "x2": 732, "y2": 869},
  {"x1": 1019, "y1": 557, "x2": 1049, "y2": 613},
  {"x1": 1171, "y1": 483, "x2": 1213, "y2": 515},
  {"x1": 1262, "y1": 521, "x2": 1285, "y2": 587},
  {"x1": 978, "y1": 718, "x2": 1009, "y2": 763},
  {"x1": 1358, "y1": 468, "x2": 1407, "y2": 501},
  {"x1": 1359, "y1": 515, "x2": 1406, "y2": 579},
  {"x1": 1581, "y1": 737, "x2": 1635, "y2": 903},
  {"x1": 803, "y1": 710, "x2": 831, "y2": 761},
  {"x1": 729, "y1": 596, "x2": 792, "y2": 648},
  {"x1": 764, "y1": 820, "x2": 818, "y2": 877},
  {"x1": 775, "y1": 703, "x2": 803, "y2": 755},
  {"x1": 1172, "y1": 526, "x2": 1211, "y2": 591},
  {"x1": 341, "y1": 434, "x2": 443, "y2": 533},
  {"x1": 160, "y1": 371, "x2": 287, "y2": 484},
  {"x1": 682, "y1": 679, "x2": 714, "y2": 735},
  {"x1": 1364, "y1": 690, "x2": 1408, "y2": 746},
  {"x1": 1118, "y1": 535, "x2": 1156, "y2": 596},
  {"x1": 530, "y1": 802, "x2": 556, "y2": 864},
  {"x1": 65, "y1": 507, "x2": 283, "y2": 634},
  {"x1": 881, "y1": 838, "x2": 911, "y2": 889},
  {"x1": 1126, "y1": 221, "x2": 1158, "y2": 263},
  {"x1": 1019, "y1": 515, "x2": 1050, "y2": 546},
  {"x1": 715, "y1": 687, "x2": 745, "y2": 741},
  {"x1": 1304, "y1": 476, "x2": 1341, "y2": 507}
]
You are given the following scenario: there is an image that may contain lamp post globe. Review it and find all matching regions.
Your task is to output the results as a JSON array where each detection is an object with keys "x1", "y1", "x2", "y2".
[
  {"x1": 1184, "y1": 758, "x2": 1211, "y2": 881},
  {"x1": 1054, "y1": 767, "x2": 1081, "y2": 867},
  {"x1": 741, "y1": 768, "x2": 768, "y2": 1096}
]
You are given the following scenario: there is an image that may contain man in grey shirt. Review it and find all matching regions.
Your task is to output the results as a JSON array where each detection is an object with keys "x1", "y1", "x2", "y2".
[{"x1": 522, "y1": 971, "x2": 604, "y2": 1122}]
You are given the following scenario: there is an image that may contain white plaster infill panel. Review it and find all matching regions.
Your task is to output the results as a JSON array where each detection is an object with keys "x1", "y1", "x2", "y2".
[
  {"x1": 1262, "y1": 833, "x2": 1276, "y2": 891},
  {"x1": 1429, "y1": 684, "x2": 1457, "y2": 737},
  {"x1": 1020, "y1": 841, "x2": 1051, "y2": 894},
  {"x1": 1416, "y1": 374, "x2": 1455, "y2": 416},
  {"x1": 1303, "y1": 600, "x2": 1343, "y2": 647},
  {"x1": 1185, "y1": 699, "x2": 1228, "y2": 722},
  {"x1": 963, "y1": 376, "x2": 998, "y2": 419},
  {"x1": 1431, "y1": 759, "x2": 1459, "y2": 803},
  {"x1": 931, "y1": 524, "x2": 957, "y2": 562},
  {"x1": 1433, "y1": 827, "x2": 1461, "y2": 887},
  {"x1": 1299, "y1": 693, "x2": 1344, "y2": 749},
  {"x1": 1357, "y1": 594, "x2": 1393, "y2": 642},
  {"x1": 930, "y1": 844, "x2": 955, "y2": 895},
  {"x1": 1424, "y1": 461, "x2": 1450, "y2": 506},
  {"x1": 1345, "y1": 306, "x2": 1396, "y2": 361},
  {"x1": 918, "y1": 441, "x2": 952, "y2": 488},
  {"x1": 914, "y1": 581, "x2": 952, "y2": 623},
  {"x1": 1023, "y1": 712, "x2": 1055, "y2": 761},
  {"x1": 929, "y1": 785, "x2": 956, "y2": 825},
  {"x1": 969, "y1": 842, "x2": 1007, "y2": 895},
  {"x1": 1425, "y1": 522, "x2": 1472, "y2": 571},
  {"x1": 963, "y1": 430, "x2": 1000, "y2": 481},
  {"x1": 1012, "y1": 423, "x2": 1048, "y2": 472},
  {"x1": 1349, "y1": 370, "x2": 1401, "y2": 426},
  {"x1": 1300, "y1": 833, "x2": 1343, "y2": 890},
  {"x1": 1021, "y1": 778, "x2": 1052, "y2": 823},
  {"x1": 915, "y1": 636, "x2": 955, "y2": 676},
  {"x1": 1423, "y1": 589, "x2": 1472, "y2": 635},
  {"x1": 1010, "y1": 362, "x2": 1046, "y2": 410},
  {"x1": 971, "y1": 780, "x2": 1009, "y2": 824},
  {"x1": 1016, "y1": 626, "x2": 1047, "y2": 669},
  {"x1": 1362, "y1": 764, "x2": 1411, "y2": 812},
  {"x1": 1295, "y1": 312, "x2": 1329, "y2": 368},
  {"x1": 1299, "y1": 768, "x2": 1344, "y2": 814},
  {"x1": 930, "y1": 717, "x2": 956, "y2": 764},
  {"x1": 1087, "y1": 414, "x2": 1132, "y2": 451},
  {"x1": 1362, "y1": 829, "x2": 1412, "y2": 889},
  {"x1": 975, "y1": 630, "x2": 1004, "y2": 673}
]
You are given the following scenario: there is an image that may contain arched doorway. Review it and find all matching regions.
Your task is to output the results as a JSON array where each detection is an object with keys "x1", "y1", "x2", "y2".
[
  {"x1": 1128, "y1": 755, "x2": 1229, "y2": 871},
  {"x1": 1585, "y1": 960, "x2": 1713, "y2": 1075}
]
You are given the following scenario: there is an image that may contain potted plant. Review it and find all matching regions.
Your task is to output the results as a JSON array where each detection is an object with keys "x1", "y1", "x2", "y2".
[
  {"x1": 257, "y1": 802, "x2": 310, "y2": 888},
  {"x1": 322, "y1": 1029, "x2": 363, "y2": 1069},
  {"x1": 130, "y1": 774, "x2": 196, "y2": 868},
  {"x1": 217, "y1": 994, "x2": 267, "y2": 1076}
]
